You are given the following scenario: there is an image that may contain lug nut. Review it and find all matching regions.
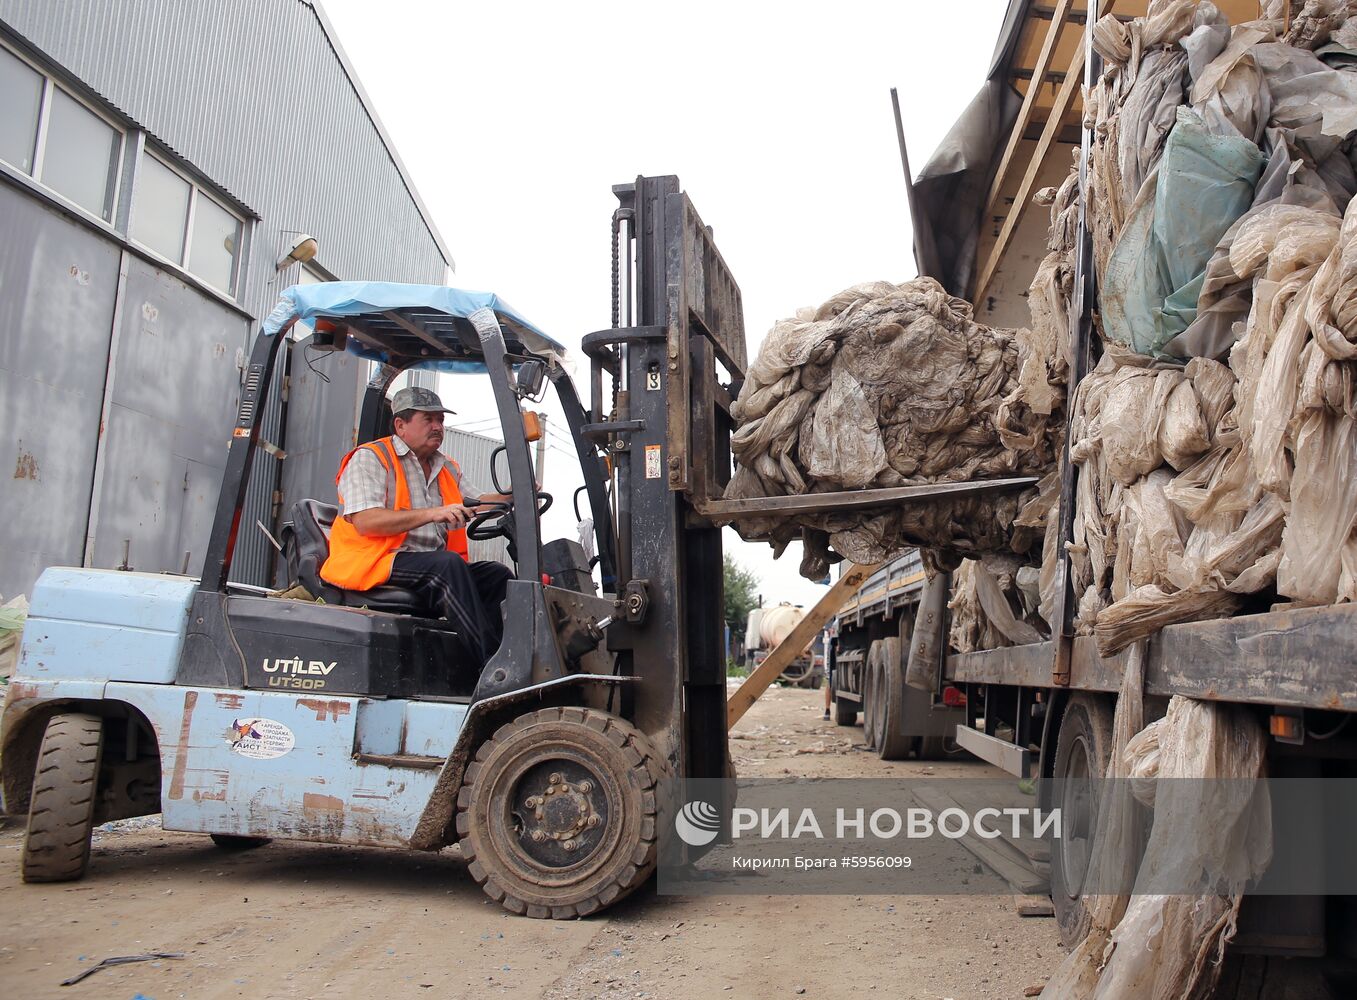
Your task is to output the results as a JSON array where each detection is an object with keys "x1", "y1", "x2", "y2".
[
  {"x1": 563, "y1": 840, "x2": 577, "y2": 852},
  {"x1": 548, "y1": 772, "x2": 562, "y2": 785},
  {"x1": 586, "y1": 815, "x2": 601, "y2": 828},
  {"x1": 525, "y1": 796, "x2": 540, "y2": 809},
  {"x1": 579, "y1": 780, "x2": 593, "y2": 793},
  {"x1": 531, "y1": 830, "x2": 547, "y2": 843}
]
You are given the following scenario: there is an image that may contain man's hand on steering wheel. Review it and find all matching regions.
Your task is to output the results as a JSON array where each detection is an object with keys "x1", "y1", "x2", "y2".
[
  {"x1": 466, "y1": 500, "x2": 514, "y2": 541},
  {"x1": 464, "y1": 492, "x2": 555, "y2": 541}
]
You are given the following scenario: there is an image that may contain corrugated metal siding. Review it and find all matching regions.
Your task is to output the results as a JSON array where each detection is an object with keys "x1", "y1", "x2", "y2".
[
  {"x1": 442, "y1": 428, "x2": 511, "y2": 567},
  {"x1": 0, "y1": 0, "x2": 452, "y2": 589},
  {"x1": 0, "y1": 0, "x2": 448, "y2": 307}
]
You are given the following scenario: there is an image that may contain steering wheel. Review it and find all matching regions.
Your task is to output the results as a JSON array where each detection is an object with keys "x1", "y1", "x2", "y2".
[{"x1": 465, "y1": 492, "x2": 554, "y2": 542}]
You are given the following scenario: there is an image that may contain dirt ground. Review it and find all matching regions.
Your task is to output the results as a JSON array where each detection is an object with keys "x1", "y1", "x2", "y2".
[{"x1": 0, "y1": 684, "x2": 1063, "y2": 1000}]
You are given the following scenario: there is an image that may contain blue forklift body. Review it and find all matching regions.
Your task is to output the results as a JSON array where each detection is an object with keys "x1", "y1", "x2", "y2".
[{"x1": 13, "y1": 566, "x2": 461, "y2": 846}]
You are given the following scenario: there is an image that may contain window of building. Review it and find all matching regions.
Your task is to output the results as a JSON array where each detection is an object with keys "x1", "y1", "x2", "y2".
[
  {"x1": 131, "y1": 152, "x2": 243, "y2": 296},
  {"x1": 0, "y1": 46, "x2": 41, "y2": 172},
  {"x1": 0, "y1": 44, "x2": 122, "y2": 222}
]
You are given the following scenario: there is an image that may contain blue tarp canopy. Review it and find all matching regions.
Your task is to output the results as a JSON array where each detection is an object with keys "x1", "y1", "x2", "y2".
[{"x1": 262, "y1": 281, "x2": 564, "y2": 372}]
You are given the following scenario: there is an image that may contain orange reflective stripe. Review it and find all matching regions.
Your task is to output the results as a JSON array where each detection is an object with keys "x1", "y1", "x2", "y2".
[
  {"x1": 436, "y1": 464, "x2": 469, "y2": 560},
  {"x1": 320, "y1": 436, "x2": 469, "y2": 591}
]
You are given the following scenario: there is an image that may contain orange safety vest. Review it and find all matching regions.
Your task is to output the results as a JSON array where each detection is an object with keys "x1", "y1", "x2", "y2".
[{"x1": 320, "y1": 436, "x2": 469, "y2": 591}]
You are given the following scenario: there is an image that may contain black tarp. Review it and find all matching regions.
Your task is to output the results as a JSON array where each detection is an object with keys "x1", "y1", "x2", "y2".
[{"x1": 911, "y1": 0, "x2": 1031, "y2": 296}]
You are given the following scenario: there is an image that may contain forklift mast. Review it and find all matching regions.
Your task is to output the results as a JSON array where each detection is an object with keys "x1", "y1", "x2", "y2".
[{"x1": 582, "y1": 175, "x2": 746, "y2": 786}]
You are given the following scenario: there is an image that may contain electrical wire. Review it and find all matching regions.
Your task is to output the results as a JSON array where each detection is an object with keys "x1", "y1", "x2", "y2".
[{"x1": 1307, "y1": 715, "x2": 1350, "y2": 741}]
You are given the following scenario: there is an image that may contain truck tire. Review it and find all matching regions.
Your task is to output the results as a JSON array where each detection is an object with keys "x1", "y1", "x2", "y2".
[
  {"x1": 875, "y1": 638, "x2": 913, "y2": 760},
  {"x1": 456, "y1": 707, "x2": 661, "y2": 919},
  {"x1": 810, "y1": 673, "x2": 822, "y2": 690},
  {"x1": 862, "y1": 643, "x2": 882, "y2": 750},
  {"x1": 1048, "y1": 693, "x2": 1115, "y2": 948},
  {"x1": 21, "y1": 713, "x2": 104, "y2": 884},
  {"x1": 833, "y1": 694, "x2": 858, "y2": 727},
  {"x1": 916, "y1": 734, "x2": 953, "y2": 761}
]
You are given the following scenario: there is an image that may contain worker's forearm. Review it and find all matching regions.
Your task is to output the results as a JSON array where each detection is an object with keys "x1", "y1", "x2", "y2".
[{"x1": 348, "y1": 506, "x2": 435, "y2": 536}]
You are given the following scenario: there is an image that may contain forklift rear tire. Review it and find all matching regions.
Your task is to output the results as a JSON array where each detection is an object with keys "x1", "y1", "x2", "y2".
[
  {"x1": 210, "y1": 834, "x2": 272, "y2": 850},
  {"x1": 21, "y1": 713, "x2": 104, "y2": 884},
  {"x1": 456, "y1": 707, "x2": 661, "y2": 919},
  {"x1": 833, "y1": 695, "x2": 858, "y2": 728},
  {"x1": 1049, "y1": 693, "x2": 1115, "y2": 948}
]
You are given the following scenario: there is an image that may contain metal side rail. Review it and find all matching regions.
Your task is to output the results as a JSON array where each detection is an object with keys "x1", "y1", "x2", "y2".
[{"x1": 953, "y1": 724, "x2": 1032, "y2": 779}]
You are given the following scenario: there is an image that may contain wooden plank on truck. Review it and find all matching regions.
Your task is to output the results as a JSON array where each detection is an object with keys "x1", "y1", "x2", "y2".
[{"x1": 727, "y1": 562, "x2": 883, "y2": 729}]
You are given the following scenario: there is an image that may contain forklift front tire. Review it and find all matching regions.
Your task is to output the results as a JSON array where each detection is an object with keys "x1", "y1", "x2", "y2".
[
  {"x1": 456, "y1": 707, "x2": 660, "y2": 919},
  {"x1": 21, "y1": 713, "x2": 104, "y2": 884}
]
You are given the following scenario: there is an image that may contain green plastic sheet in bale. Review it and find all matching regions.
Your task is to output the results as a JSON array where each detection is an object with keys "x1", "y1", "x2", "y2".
[{"x1": 1102, "y1": 107, "x2": 1265, "y2": 356}]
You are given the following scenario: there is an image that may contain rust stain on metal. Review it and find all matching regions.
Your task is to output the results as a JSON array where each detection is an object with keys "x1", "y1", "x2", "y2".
[
  {"x1": 213, "y1": 692, "x2": 246, "y2": 710},
  {"x1": 193, "y1": 789, "x2": 226, "y2": 802},
  {"x1": 5, "y1": 681, "x2": 38, "y2": 702},
  {"x1": 167, "y1": 691, "x2": 199, "y2": 801},
  {"x1": 13, "y1": 451, "x2": 38, "y2": 481},
  {"x1": 1326, "y1": 692, "x2": 1343, "y2": 710},
  {"x1": 297, "y1": 699, "x2": 352, "y2": 723},
  {"x1": 303, "y1": 792, "x2": 344, "y2": 813}
]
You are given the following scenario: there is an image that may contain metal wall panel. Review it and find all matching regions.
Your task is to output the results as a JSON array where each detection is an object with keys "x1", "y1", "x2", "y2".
[
  {"x1": 0, "y1": 185, "x2": 120, "y2": 598},
  {"x1": 442, "y1": 428, "x2": 511, "y2": 567},
  {"x1": 0, "y1": 0, "x2": 450, "y2": 313},
  {"x1": 0, "y1": 0, "x2": 455, "y2": 591},
  {"x1": 89, "y1": 257, "x2": 248, "y2": 574}
]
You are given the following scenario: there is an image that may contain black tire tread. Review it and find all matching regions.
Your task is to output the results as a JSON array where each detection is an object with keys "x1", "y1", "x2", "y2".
[
  {"x1": 21, "y1": 713, "x2": 104, "y2": 883},
  {"x1": 1049, "y1": 693, "x2": 1116, "y2": 948},
  {"x1": 876, "y1": 637, "x2": 913, "y2": 760},
  {"x1": 456, "y1": 707, "x2": 661, "y2": 919}
]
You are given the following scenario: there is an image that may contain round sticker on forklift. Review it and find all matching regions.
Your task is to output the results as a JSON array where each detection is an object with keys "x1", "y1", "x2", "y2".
[{"x1": 227, "y1": 718, "x2": 295, "y2": 759}]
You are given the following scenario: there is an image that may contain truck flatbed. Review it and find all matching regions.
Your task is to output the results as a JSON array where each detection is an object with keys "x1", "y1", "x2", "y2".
[{"x1": 946, "y1": 602, "x2": 1357, "y2": 713}]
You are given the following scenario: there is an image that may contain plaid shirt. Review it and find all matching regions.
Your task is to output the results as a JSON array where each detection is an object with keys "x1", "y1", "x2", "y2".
[{"x1": 338, "y1": 436, "x2": 485, "y2": 553}]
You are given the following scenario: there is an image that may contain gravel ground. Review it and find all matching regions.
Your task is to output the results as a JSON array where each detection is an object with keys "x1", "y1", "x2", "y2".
[{"x1": 0, "y1": 685, "x2": 1062, "y2": 999}]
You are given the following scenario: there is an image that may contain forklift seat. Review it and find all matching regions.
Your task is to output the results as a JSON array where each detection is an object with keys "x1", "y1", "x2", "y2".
[{"x1": 284, "y1": 499, "x2": 430, "y2": 615}]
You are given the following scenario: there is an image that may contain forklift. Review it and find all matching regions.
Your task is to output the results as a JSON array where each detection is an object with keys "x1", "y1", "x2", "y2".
[{"x1": 1, "y1": 175, "x2": 744, "y2": 919}]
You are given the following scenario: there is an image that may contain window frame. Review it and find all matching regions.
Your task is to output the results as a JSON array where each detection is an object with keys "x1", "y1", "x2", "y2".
[
  {"x1": 0, "y1": 41, "x2": 126, "y2": 225},
  {"x1": 131, "y1": 147, "x2": 246, "y2": 298}
]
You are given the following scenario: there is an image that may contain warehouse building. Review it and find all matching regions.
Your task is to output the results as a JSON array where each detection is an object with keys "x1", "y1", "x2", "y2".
[{"x1": 0, "y1": 0, "x2": 454, "y2": 598}]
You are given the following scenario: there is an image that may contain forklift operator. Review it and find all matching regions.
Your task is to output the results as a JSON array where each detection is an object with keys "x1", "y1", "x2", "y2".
[{"x1": 320, "y1": 385, "x2": 513, "y2": 670}]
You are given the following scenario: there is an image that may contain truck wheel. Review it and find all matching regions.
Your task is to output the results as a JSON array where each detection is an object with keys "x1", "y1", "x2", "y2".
[
  {"x1": 862, "y1": 643, "x2": 881, "y2": 750},
  {"x1": 456, "y1": 707, "x2": 660, "y2": 919},
  {"x1": 21, "y1": 713, "x2": 104, "y2": 883},
  {"x1": 915, "y1": 735, "x2": 952, "y2": 761},
  {"x1": 810, "y1": 673, "x2": 822, "y2": 690},
  {"x1": 876, "y1": 638, "x2": 913, "y2": 761},
  {"x1": 210, "y1": 834, "x2": 272, "y2": 850},
  {"x1": 1048, "y1": 693, "x2": 1114, "y2": 948},
  {"x1": 833, "y1": 694, "x2": 858, "y2": 727}
]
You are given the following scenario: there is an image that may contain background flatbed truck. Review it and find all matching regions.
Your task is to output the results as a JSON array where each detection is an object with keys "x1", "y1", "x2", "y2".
[{"x1": 811, "y1": 1, "x2": 1357, "y2": 983}]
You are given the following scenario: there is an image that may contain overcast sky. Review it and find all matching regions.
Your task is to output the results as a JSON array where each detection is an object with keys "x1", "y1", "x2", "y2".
[{"x1": 318, "y1": 0, "x2": 1009, "y2": 610}]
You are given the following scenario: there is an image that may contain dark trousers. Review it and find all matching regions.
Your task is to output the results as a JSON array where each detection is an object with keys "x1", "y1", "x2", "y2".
[{"x1": 388, "y1": 551, "x2": 513, "y2": 669}]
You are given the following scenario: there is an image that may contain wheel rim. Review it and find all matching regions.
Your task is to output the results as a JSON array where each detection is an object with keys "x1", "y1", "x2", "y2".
[
  {"x1": 485, "y1": 741, "x2": 624, "y2": 887},
  {"x1": 1057, "y1": 733, "x2": 1097, "y2": 901}
]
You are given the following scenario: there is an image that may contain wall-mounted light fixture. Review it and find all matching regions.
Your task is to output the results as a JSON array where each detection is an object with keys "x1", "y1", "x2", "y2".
[{"x1": 276, "y1": 232, "x2": 318, "y2": 270}]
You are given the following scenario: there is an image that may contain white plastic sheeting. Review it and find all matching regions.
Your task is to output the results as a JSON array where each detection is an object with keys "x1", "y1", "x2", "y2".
[{"x1": 725, "y1": 278, "x2": 1064, "y2": 579}]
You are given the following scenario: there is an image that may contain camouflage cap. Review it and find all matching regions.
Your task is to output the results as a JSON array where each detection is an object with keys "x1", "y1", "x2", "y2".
[{"x1": 390, "y1": 385, "x2": 455, "y2": 416}]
